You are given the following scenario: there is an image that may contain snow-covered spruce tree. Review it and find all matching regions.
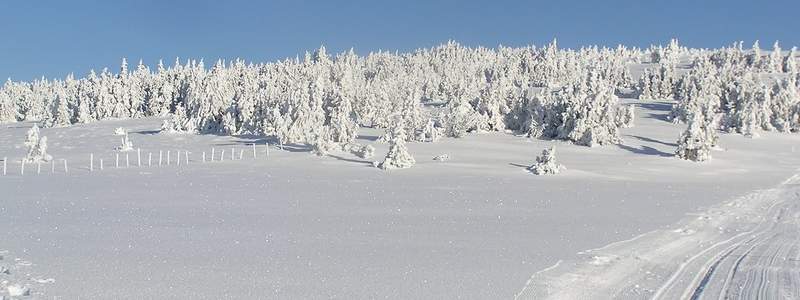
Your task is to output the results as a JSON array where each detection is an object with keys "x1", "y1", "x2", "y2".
[
  {"x1": 557, "y1": 76, "x2": 623, "y2": 147},
  {"x1": 768, "y1": 41, "x2": 784, "y2": 73},
  {"x1": 325, "y1": 86, "x2": 359, "y2": 146},
  {"x1": 24, "y1": 124, "x2": 52, "y2": 163},
  {"x1": 521, "y1": 88, "x2": 559, "y2": 139},
  {"x1": 24, "y1": 124, "x2": 41, "y2": 159},
  {"x1": 784, "y1": 47, "x2": 798, "y2": 73},
  {"x1": 311, "y1": 129, "x2": 335, "y2": 156},
  {"x1": 676, "y1": 113, "x2": 717, "y2": 162},
  {"x1": 638, "y1": 63, "x2": 677, "y2": 100},
  {"x1": 75, "y1": 73, "x2": 98, "y2": 124},
  {"x1": 378, "y1": 118, "x2": 415, "y2": 170},
  {"x1": 353, "y1": 144, "x2": 375, "y2": 159},
  {"x1": 42, "y1": 85, "x2": 72, "y2": 127},
  {"x1": 116, "y1": 131, "x2": 134, "y2": 152},
  {"x1": 748, "y1": 40, "x2": 763, "y2": 69},
  {"x1": 441, "y1": 79, "x2": 482, "y2": 138},
  {"x1": 669, "y1": 60, "x2": 723, "y2": 124},
  {"x1": 527, "y1": 146, "x2": 564, "y2": 175},
  {"x1": 419, "y1": 118, "x2": 441, "y2": 142},
  {"x1": 770, "y1": 78, "x2": 800, "y2": 132},
  {"x1": 0, "y1": 88, "x2": 15, "y2": 123},
  {"x1": 615, "y1": 104, "x2": 635, "y2": 128},
  {"x1": 476, "y1": 68, "x2": 514, "y2": 131}
]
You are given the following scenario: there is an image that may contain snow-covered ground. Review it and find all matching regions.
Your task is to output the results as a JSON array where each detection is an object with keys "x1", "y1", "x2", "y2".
[{"x1": 2, "y1": 100, "x2": 800, "y2": 298}]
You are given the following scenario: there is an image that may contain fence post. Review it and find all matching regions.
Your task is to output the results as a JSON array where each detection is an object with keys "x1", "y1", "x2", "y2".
[
  {"x1": 137, "y1": 148, "x2": 141, "y2": 167},
  {"x1": 202, "y1": 152, "x2": 206, "y2": 163},
  {"x1": 21, "y1": 160, "x2": 25, "y2": 175},
  {"x1": 51, "y1": 160, "x2": 55, "y2": 174},
  {"x1": 221, "y1": 150, "x2": 225, "y2": 162},
  {"x1": 126, "y1": 153, "x2": 130, "y2": 168},
  {"x1": 148, "y1": 152, "x2": 152, "y2": 167},
  {"x1": 166, "y1": 151, "x2": 170, "y2": 166},
  {"x1": 37, "y1": 161, "x2": 41, "y2": 174},
  {"x1": 239, "y1": 149, "x2": 244, "y2": 160},
  {"x1": 2, "y1": 157, "x2": 6, "y2": 175},
  {"x1": 185, "y1": 151, "x2": 189, "y2": 165},
  {"x1": 253, "y1": 143, "x2": 257, "y2": 159},
  {"x1": 231, "y1": 147, "x2": 234, "y2": 161},
  {"x1": 116, "y1": 153, "x2": 120, "y2": 168},
  {"x1": 100, "y1": 159, "x2": 104, "y2": 170},
  {"x1": 159, "y1": 150, "x2": 163, "y2": 166},
  {"x1": 63, "y1": 159, "x2": 68, "y2": 173},
  {"x1": 177, "y1": 151, "x2": 181, "y2": 166},
  {"x1": 90, "y1": 153, "x2": 94, "y2": 171},
  {"x1": 211, "y1": 148, "x2": 215, "y2": 162}
]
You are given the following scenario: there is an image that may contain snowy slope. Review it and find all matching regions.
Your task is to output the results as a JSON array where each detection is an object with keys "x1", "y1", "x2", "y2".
[{"x1": 2, "y1": 99, "x2": 800, "y2": 298}]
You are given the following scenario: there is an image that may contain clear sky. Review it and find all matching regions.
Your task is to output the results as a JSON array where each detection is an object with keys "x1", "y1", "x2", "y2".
[{"x1": 1, "y1": 0, "x2": 797, "y2": 81}]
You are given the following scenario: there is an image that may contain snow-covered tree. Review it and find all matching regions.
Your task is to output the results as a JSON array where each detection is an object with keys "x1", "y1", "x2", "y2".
[
  {"x1": 311, "y1": 130, "x2": 335, "y2": 156},
  {"x1": 24, "y1": 124, "x2": 52, "y2": 163},
  {"x1": 116, "y1": 131, "x2": 134, "y2": 152},
  {"x1": 348, "y1": 143, "x2": 375, "y2": 159},
  {"x1": 42, "y1": 84, "x2": 71, "y2": 127},
  {"x1": 527, "y1": 146, "x2": 564, "y2": 175},
  {"x1": 378, "y1": 118, "x2": 415, "y2": 170},
  {"x1": 676, "y1": 113, "x2": 716, "y2": 162},
  {"x1": 784, "y1": 47, "x2": 797, "y2": 73},
  {"x1": 768, "y1": 41, "x2": 783, "y2": 73},
  {"x1": 0, "y1": 88, "x2": 15, "y2": 123},
  {"x1": 615, "y1": 104, "x2": 635, "y2": 128}
]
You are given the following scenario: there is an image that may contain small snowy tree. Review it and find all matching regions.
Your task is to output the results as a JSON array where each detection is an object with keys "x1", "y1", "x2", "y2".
[
  {"x1": 349, "y1": 144, "x2": 375, "y2": 159},
  {"x1": 418, "y1": 118, "x2": 441, "y2": 142},
  {"x1": 378, "y1": 119, "x2": 415, "y2": 170},
  {"x1": 24, "y1": 124, "x2": 40, "y2": 159},
  {"x1": 527, "y1": 146, "x2": 564, "y2": 175},
  {"x1": 615, "y1": 104, "x2": 635, "y2": 128},
  {"x1": 24, "y1": 124, "x2": 52, "y2": 163},
  {"x1": 116, "y1": 131, "x2": 134, "y2": 152},
  {"x1": 311, "y1": 131, "x2": 334, "y2": 156},
  {"x1": 676, "y1": 114, "x2": 715, "y2": 162}
]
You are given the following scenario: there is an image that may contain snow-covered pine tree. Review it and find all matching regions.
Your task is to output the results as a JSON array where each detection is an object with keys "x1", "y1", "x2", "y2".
[
  {"x1": 615, "y1": 104, "x2": 635, "y2": 128},
  {"x1": 768, "y1": 41, "x2": 783, "y2": 73},
  {"x1": 24, "y1": 124, "x2": 52, "y2": 163},
  {"x1": 770, "y1": 78, "x2": 800, "y2": 132},
  {"x1": 527, "y1": 146, "x2": 564, "y2": 175},
  {"x1": 42, "y1": 84, "x2": 71, "y2": 127},
  {"x1": 0, "y1": 88, "x2": 14, "y2": 123},
  {"x1": 379, "y1": 118, "x2": 415, "y2": 170},
  {"x1": 326, "y1": 85, "x2": 359, "y2": 146},
  {"x1": 311, "y1": 129, "x2": 334, "y2": 156},
  {"x1": 557, "y1": 76, "x2": 622, "y2": 147},
  {"x1": 24, "y1": 124, "x2": 40, "y2": 159},
  {"x1": 784, "y1": 47, "x2": 798, "y2": 73},
  {"x1": 676, "y1": 113, "x2": 716, "y2": 162}
]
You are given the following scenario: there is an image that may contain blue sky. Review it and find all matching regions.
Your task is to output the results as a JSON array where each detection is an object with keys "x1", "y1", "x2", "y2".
[{"x1": 1, "y1": 0, "x2": 797, "y2": 81}]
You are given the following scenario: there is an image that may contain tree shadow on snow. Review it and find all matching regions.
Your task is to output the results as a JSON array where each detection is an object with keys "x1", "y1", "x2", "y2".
[
  {"x1": 635, "y1": 101, "x2": 672, "y2": 112},
  {"x1": 328, "y1": 154, "x2": 374, "y2": 167},
  {"x1": 616, "y1": 143, "x2": 673, "y2": 158},
  {"x1": 635, "y1": 101, "x2": 674, "y2": 122},
  {"x1": 626, "y1": 135, "x2": 678, "y2": 147},
  {"x1": 131, "y1": 130, "x2": 161, "y2": 135},
  {"x1": 356, "y1": 134, "x2": 380, "y2": 142},
  {"x1": 508, "y1": 162, "x2": 530, "y2": 170}
]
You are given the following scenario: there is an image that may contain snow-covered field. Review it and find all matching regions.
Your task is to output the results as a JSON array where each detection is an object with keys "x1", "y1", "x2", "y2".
[{"x1": 2, "y1": 99, "x2": 800, "y2": 298}]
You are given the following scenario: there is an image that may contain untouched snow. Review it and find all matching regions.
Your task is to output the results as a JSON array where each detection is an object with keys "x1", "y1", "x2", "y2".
[{"x1": 2, "y1": 101, "x2": 800, "y2": 298}]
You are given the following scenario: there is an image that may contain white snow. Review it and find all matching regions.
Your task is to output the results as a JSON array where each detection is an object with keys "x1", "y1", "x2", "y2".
[{"x1": 1, "y1": 99, "x2": 800, "y2": 298}]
